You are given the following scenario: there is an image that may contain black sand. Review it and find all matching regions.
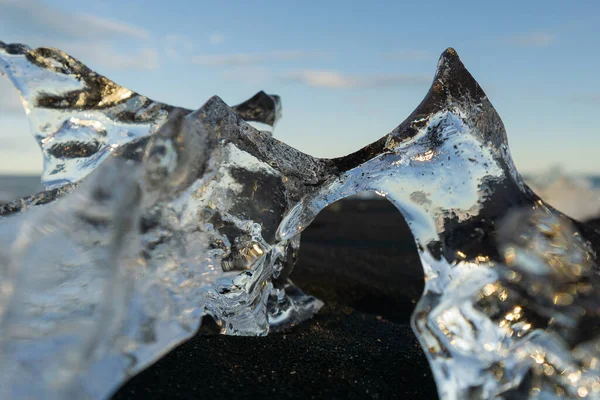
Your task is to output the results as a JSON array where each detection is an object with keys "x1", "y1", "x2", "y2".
[{"x1": 112, "y1": 199, "x2": 438, "y2": 399}]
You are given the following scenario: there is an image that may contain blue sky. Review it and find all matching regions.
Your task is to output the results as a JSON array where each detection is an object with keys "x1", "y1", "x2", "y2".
[{"x1": 0, "y1": 0, "x2": 599, "y2": 175}]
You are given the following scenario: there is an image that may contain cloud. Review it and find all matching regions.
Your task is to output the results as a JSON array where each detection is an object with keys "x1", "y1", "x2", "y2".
[
  {"x1": 0, "y1": 77, "x2": 24, "y2": 115},
  {"x1": 0, "y1": 0, "x2": 149, "y2": 41},
  {"x1": 505, "y1": 32, "x2": 555, "y2": 47},
  {"x1": 209, "y1": 33, "x2": 225, "y2": 45},
  {"x1": 0, "y1": 0, "x2": 158, "y2": 71},
  {"x1": 61, "y1": 43, "x2": 159, "y2": 71},
  {"x1": 191, "y1": 50, "x2": 330, "y2": 66},
  {"x1": 383, "y1": 50, "x2": 433, "y2": 61},
  {"x1": 76, "y1": 13, "x2": 149, "y2": 40},
  {"x1": 285, "y1": 70, "x2": 430, "y2": 89},
  {"x1": 109, "y1": 48, "x2": 159, "y2": 70}
]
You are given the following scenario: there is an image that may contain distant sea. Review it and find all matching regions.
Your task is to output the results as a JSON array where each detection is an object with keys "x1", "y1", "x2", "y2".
[
  {"x1": 0, "y1": 175, "x2": 44, "y2": 204},
  {"x1": 2, "y1": 174, "x2": 600, "y2": 221}
]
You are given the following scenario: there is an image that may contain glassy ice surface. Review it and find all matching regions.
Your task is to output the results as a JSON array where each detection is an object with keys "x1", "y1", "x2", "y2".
[
  {"x1": 0, "y1": 42, "x2": 321, "y2": 399},
  {"x1": 278, "y1": 49, "x2": 600, "y2": 399},
  {"x1": 2, "y1": 41, "x2": 600, "y2": 400}
]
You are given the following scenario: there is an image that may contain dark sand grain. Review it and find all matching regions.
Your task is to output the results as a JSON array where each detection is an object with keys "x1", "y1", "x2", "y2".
[{"x1": 113, "y1": 199, "x2": 438, "y2": 399}]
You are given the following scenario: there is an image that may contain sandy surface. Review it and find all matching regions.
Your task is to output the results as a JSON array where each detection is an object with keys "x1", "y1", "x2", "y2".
[{"x1": 112, "y1": 199, "x2": 437, "y2": 399}]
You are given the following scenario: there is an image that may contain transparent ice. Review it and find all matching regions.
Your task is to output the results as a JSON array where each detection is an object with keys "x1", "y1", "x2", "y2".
[
  {"x1": 2, "y1": 41, "x2": 600, "y2": 399},
  {"x1": 278, "y1": 49, "x2": 600, "y2": 399},
  {"x1": 0, "y1": 41, "x2": 323, "y2": 399}
]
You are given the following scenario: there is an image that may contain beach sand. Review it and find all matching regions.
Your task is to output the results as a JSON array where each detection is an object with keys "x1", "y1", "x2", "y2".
[{"x1": 112, "y1": 199, "x2": 437, "y2": 399}]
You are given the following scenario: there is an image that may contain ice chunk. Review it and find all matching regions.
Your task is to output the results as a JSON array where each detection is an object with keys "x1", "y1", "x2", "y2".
[
  {"x1": 0, "y1": 159, "x2": 142, "y2": 399},
  {"x1": 0, "y1": 42, "x2": 321, "y2": 399},
  {"x1": 0, "y1": 41, "x2": 281, "y2": 188},
  {"x1": 279, "y1": 48, "x2": 600, "y2": 399},
  {"x1": 0, "y1": 101, "x2": 324, "y2": 398}
]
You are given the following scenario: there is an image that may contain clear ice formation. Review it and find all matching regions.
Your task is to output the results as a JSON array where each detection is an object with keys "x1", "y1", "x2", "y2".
[
  {"x1": 0, "y1": 41, "x2": 323, "y2": 399},
  {"x1": 2, "y1": 41, "x2": 600, "y2": 400}
]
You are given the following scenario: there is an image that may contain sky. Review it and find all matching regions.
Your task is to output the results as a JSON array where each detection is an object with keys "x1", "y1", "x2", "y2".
[{"x1": 0, "y1": 0, "x2": 599, "y2": 175}]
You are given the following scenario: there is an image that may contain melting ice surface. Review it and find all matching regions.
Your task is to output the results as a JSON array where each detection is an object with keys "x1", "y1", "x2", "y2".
[
  {"x1": 0, "y1": 41, "x2": 325, "y2": 399},
  {"x1": 2, "y1": 41, "x2": 600, "y2": 400},
  {"x1": 278, "y1": 50, "x2": 600, "y2": 399}
]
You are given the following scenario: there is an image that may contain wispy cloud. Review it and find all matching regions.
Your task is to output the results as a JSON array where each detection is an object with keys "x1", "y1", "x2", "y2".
[
  {"x1": 285, "y1": 69, "x2": 430, "y2": 89},
  {"x1": 505, "y1": 32, "x2": 555, "y2": 47},
  {"x1": 209, "y1": 33, "x2": 225, "y2": 45},
  {"x1": 383, "y1": 50, "x2": 433, "y2": 61},
  {"x1": 0, "y1": 0, "x2": 158, "y2": 71},
  {"x1": 61, "y1": 43, "x2": 159, "y2": 71},
  {"x1": 191, "y1": 50, "x2": 330, "y2": 66},
  {"x1": 0, "y1": 77, "x2": 24, "y2": 115},
  {"x1": 75, "y1": 13, "x2": 149, "y2": 40},
  {"x1": 0, "y1": 0, "x2": 149, "y2": 41}
]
